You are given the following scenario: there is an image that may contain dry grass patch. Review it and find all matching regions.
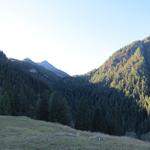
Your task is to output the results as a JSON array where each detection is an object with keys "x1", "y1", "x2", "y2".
[{"x1": 0, "y1": 116, "x2": 150, "y2": 150}]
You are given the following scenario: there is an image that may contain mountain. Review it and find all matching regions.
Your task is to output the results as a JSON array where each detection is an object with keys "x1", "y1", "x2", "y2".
[
  {"x1": 0, "y1": 55, "x2": 51, "y2": 117},
  {"x1": 2, "y1": 37, "x2": 150, "y2": 137},
  {"x1": 22, "y1": 58, "x2": 62, "y2": 86},
  {"x1": 87, "y1": 36, "x2": 150, "y2": 112},
  {"x1": 0, "y1": 52, "x2": 70, "y2": 124},
  {"x1": 23, "y1": 58, "x2": 34, "y2": 63},
  {"x1": 39, "y1": 60, "x2": 69, "y2": 77},
  {"x1": 1, "y1": 116, "x2": 150, "y2": 150},
  {"x1": 0, "y1": 51, "x2": 143, "y2": 136},
  {"x1": 23, "y1": 58, "x2": 69, "y2": 78},
  {"x1": 0, "y1": 50, "x2": 7, "y2": 60}
]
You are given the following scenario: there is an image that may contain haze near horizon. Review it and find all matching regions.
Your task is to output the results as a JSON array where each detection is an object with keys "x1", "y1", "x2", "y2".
[{"x1": 0, "y1": 0, "x2": 150, "y2": 75}]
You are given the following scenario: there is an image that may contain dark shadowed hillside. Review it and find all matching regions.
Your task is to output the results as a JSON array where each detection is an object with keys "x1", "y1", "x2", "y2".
[
  {"x1": 1, "y1": 37, "x2": 150, "y2": 137},
  {"x1": 0, "y1": 52, "x2": 71, "y2": 123}
]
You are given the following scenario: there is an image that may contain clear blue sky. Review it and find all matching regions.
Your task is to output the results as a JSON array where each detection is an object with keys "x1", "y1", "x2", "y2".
[{"x1": 0, "y1": 0, "x2": 150, "y2": 75}]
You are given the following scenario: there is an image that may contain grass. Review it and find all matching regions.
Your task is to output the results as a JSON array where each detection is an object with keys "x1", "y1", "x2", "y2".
[{"x1": 0, "y1": 116, "x2": 150, "y2": 150}]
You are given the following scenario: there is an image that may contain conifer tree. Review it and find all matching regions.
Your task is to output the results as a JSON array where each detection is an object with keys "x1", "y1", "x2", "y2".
[{"x1": 48, "y1": 92, "x2": 70, "y2": 125}]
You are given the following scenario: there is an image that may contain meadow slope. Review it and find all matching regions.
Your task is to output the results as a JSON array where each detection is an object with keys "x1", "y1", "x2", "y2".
[{"x1": 0, "y1": 116, "x2": 150, "y2": 150}]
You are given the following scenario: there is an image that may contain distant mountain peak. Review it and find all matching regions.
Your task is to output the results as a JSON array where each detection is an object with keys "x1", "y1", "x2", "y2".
[
  {"x1": 0, "y1": 50, "x2": 7, "y2": 60},
  {"x1": 23, "y1": 58, "x2": 34, "y2": 63},
  {"x1": 39, "y1": 60, "x2": 69, "y2": 78},
  {"x1": 41, "y1": 60, "x2": 49, "y2": 64},
  {"x1": 40, "y1": 60, "x2": 56, "y2": 70},
  {"x1": 22, "y1": 58, "x2": 69, "y2": 78}
]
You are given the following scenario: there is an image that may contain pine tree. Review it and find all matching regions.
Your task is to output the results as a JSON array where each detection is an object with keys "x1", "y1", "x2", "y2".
[
  {"x1": 75, "y1": 97, "x2": 92, "y2": 130},
  {"x1": 0, "y1": 92, "x2": 12, "y2": 115},
  {"x1": 92, "y1": 108, "x2": 109, "y2": 133},
  {"x1": 48, "y1": 92, "x2": 70, "y2": 125},
  {"x1": 36, "y1": 94, "x2": 49, "y2": 121}
]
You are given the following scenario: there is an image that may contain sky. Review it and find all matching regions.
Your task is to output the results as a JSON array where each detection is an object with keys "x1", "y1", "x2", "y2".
[{"x1": 0, "y1": 0, "x2": 150, "y2": 75}]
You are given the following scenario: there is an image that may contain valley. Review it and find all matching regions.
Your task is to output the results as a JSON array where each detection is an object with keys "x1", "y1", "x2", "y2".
[{"x1": 1, "y1": 36, "x2": 150, "y2": 149}]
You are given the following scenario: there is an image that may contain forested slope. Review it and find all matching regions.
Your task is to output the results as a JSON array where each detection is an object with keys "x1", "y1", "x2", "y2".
[{"x1": 1, "y1": 37, "x2": 150, "y2": 136}]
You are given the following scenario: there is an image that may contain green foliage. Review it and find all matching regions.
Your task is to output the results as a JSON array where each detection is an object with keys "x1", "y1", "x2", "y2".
[
  {"x1": 48, "y1": 92, "x2": 71, "y2": 125},
  {"x1": 36, "y1": 94, "x2": 49, "y2": 121},
  {"x1": 0, "y1": 92, "x2": 12, "y2": 115},
  {"x1": 89, "y1": 41, "x2": 150, "y2": 112},
  {"x1": 1, "y1": 37, "x2": 150, "y2": 138},
  {"x1": 75, "y1": 97, "x2": 93, "y2": 130}
]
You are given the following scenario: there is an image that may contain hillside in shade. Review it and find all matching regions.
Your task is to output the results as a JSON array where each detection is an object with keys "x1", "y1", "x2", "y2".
[{"x1": 1, "y1": 37, "x2": 150, "y2": 137}]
